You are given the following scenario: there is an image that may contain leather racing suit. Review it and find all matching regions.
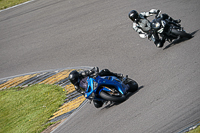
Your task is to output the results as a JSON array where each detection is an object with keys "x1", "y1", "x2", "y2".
[
  {"x1": 132, "y1": 9, "x2": 180, "y2": 47},
  {"x1": 72, "y1": 67, "x2": 123, "y2": 95}
]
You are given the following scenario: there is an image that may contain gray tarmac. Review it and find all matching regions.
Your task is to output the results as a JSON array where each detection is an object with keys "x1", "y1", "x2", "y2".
[{"x1": 0, "y1": 0, "x2": 200, "y2": 132}]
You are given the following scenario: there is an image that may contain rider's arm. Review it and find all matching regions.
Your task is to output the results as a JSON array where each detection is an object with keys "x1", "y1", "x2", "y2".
[
  {"x1": 79, "y1": 67, "x2": 99, "y2": 77},
  {"x1": 74, "y1": 67, "x2": 99, "y2": 95},
  {"x1": 140, "y1": 9, "x2": 160, "y2": 18},
  {"x1": 140, "y1": 11, "x2": 151, "y2": 18},
  {"x1": 149, "y1": 9, "x2": 161, "y2": 18},
  {"x1": 133, "y1": 22, "x2": 142, "y2": 32},
  {"x1": 133, "y1": 22, "x2": 148, "y2": 38}
]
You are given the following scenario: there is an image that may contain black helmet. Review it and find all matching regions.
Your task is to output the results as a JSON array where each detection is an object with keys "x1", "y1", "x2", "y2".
[
  {"x1": 128, "y1": 10, "x2": 139, "y2": 22},
  {"x1": 69, "y1": 70, "x2": 79, "y2": 85}
]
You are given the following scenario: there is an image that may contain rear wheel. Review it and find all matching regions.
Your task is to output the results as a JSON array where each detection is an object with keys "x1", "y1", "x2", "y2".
[
  {"x1": 126, "y1": 78, "x2": 138, "y2": 92},
  {"x1": 99, "y1": 90, "x2": 126, "y2": 102},
  {"x1": 171, "y1": 29, "x2": 192, "y2": 39}
]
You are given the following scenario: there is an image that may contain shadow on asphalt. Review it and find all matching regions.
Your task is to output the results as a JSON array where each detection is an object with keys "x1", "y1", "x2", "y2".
[
  {"x1": 163, "y1": 30, "x2": 199, "y2": 50},
  {"x1": 101, "y1": 85, "x2": 144, "y2": 110}
]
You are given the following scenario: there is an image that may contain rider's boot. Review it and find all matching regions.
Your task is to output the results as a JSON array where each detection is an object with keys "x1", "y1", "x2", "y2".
[
  {"x1": 99, "y1": 69, "x2": 123, "y2": 79},
  {"x1": 168, "y1": 16, "x2": 181, "y2": 27},
  {"x1": 173, "y1": 19, "x2": 181, "y2": 27},
  {"x1": 173, "y1": 19, "x2": 181, "y2": 23},
  {"x1": 168, "y1": 16, "x2": 181, "y2": 23},
  {"x1": 171, "y1": 18, "x2": 181, "y2": 27},
  {"x1": 115, "y1": 73, "x2": 123, "y2": 79}
]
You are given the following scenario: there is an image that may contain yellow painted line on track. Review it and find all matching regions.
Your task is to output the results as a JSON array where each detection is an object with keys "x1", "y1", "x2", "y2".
[
  {"x1": 65, "y1": 84, "x2": 76, "y2": 94},
  {"x1": 0, "y1": 74, "x2": 37, "y2": 89},
  {"x1": 49, "y1": 82, "x2": 85, "y2": 120},
  {"x1": 39, "y1": 70, "x2": 74, "y2": 84},
  {"x1": 49, "y1": 95, "x2": 85, "y2": 120}
]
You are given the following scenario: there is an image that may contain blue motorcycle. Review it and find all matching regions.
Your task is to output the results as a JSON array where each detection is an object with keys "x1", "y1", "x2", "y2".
[{"x1": 84, "y1": 75, "x2": 138, "y2": 108}]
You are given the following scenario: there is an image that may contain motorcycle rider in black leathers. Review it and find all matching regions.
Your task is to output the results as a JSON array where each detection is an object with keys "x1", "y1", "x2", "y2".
[
  {"x1": 128, "y1": 9, "x2": 181, "y2": 48},
  {"x1": 69, "y1": 67, "x2": 123, "y2": 108}
]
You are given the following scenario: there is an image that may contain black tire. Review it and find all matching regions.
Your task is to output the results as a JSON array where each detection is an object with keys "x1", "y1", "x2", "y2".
[
  {"x1": 126, "y1": 78, "x2": 138, "y2": 92},
  {"x1": 171, "y1": 29, "x2": 192, "y2": 39},
  {"x1": 99, "y1": 91, "x2": 126, "y2": 102}
]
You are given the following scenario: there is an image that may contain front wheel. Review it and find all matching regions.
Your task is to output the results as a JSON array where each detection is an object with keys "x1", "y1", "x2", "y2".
[
  {"x1": 99, "y1": 91, "x2": 126, "y2": 102},
  {"x1": 93, "y1": 100, "x2": 104, "y2": 108},
  {"x1": 171, "y1": 29, "x2": 192, "y2": 39}
]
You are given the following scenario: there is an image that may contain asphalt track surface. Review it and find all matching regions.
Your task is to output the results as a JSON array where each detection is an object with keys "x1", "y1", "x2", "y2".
[{"x1": 0, "y1": 0, "x2": 200, "y2": 133}]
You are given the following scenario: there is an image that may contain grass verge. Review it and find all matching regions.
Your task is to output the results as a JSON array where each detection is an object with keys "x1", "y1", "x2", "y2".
[
  {"x1": 187, "y1": 125, "x2": 200, "y2": 133},
  {"x1": 0, "y1": 0, "x2": 30, "y2": 10},
  {"x1": 0, "y1": 84, "x2": 66, "y2": 133}
]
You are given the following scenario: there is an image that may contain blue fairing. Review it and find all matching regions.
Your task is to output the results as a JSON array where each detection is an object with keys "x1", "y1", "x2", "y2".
[
  {"x1": 84, "y1": 78, "x2": 95, "y2": 98},
  {"x1": 84, "y1": 76, "x2": 129, "y2": 100}
]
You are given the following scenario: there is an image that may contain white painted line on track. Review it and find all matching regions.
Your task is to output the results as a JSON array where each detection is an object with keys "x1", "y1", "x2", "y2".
[{"x1": 0, "y1": 0, "x2": 35, "y2": 13}]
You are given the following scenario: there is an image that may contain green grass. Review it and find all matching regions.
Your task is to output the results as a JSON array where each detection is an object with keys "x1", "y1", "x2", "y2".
[
  {"x1": 0, "y1": 0, "x2": 30, "y2": 10},
  {"x1": 0, "y1": 84, "x2": 66, "y2": 133},
  {"x1": 187, "y1": 125, "x2": 200, "y2": 133}
]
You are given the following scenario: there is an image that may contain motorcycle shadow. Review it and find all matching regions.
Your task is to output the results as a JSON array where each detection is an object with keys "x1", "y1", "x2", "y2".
[
  {"x1": 163, "y1": 30, "x2": 198, "y2": 50},
  {"x1": 101, "y1": 85, "x2": 144, "y2": 110}
]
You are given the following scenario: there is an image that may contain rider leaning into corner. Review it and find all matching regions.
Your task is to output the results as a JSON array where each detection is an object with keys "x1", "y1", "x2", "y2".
[
  {"x1": 128, "y1": 9, "x2": 181, "y2": 48},
  {"x1": 68, "y1": 67, "x2": 123, "y2": 107}
]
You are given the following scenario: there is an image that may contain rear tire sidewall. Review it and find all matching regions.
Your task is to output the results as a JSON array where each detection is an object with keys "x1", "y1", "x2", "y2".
[
  {"x1": 99, "y1": 91, "x2": 126, "y2": 102},
  {"x1": 171, "y1": 29, "x2": 192, "y2": 38}
]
